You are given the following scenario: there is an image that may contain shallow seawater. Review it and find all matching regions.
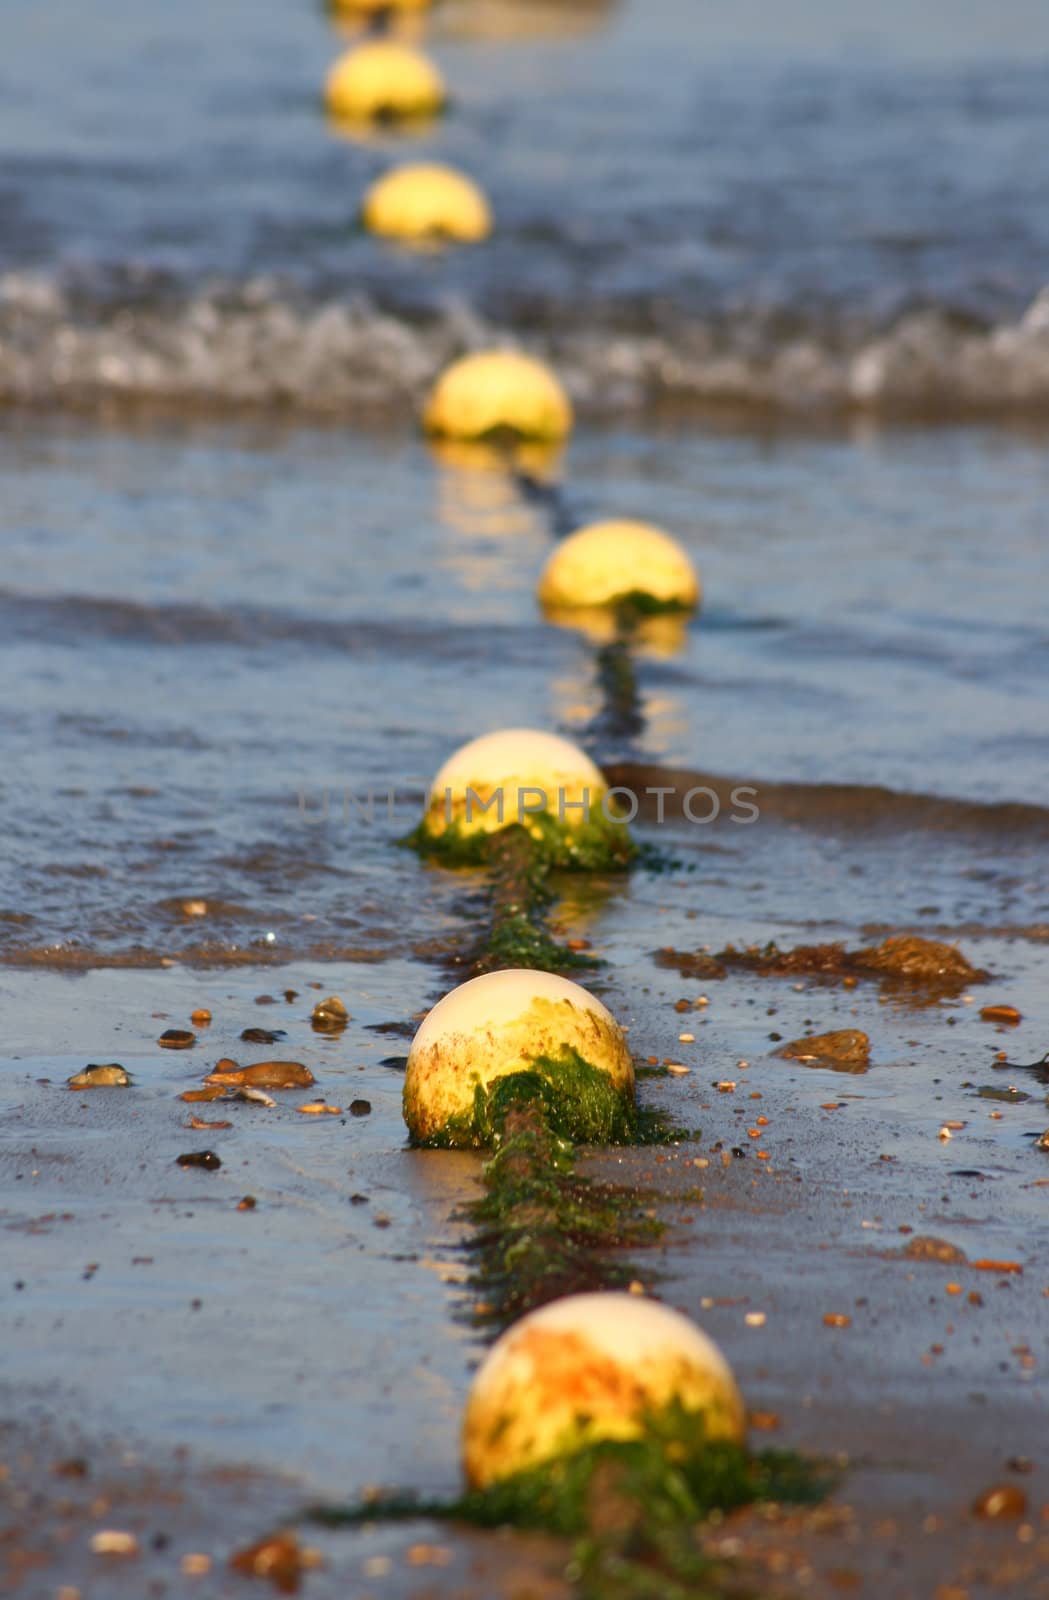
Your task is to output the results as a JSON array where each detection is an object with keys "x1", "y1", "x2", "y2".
[
  {"x1": 1, "y1": 0, "x2": 1049, "y2": 1572},
  {"x1": 4, "y1": 0, "x2": 1049, "y2": 414},
  {"x1": 0, "y1": 414, "x2": 1046, "y2": 964}
]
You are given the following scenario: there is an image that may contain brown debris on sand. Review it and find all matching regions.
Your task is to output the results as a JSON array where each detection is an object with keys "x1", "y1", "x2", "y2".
[
  {"x1": 776, "y1": 1030, "x2": 870, "y2": 1070},
  {"x1": 655, "y1": 933, "x2": 987, "y2": 1001},
  {"x1": 205, "y1": 1061, "x2": 315, "y2": 1090},
  {"x1": 899, "y1": 1235, "x2": 968, "y2": 1264},
  {"x1": 230, "y1": 1529, "x2": 322, "y2": 1591}
]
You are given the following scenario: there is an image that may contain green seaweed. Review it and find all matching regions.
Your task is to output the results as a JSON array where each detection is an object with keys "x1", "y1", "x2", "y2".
[
  {"x1": 411, "y1": 1058, "x2": 694, "y2": 1331},
  {"x1": 412, "y1": 1049, "x2": 689, "y2": 1152},
  {"x1": 403, "y1": 808, "x2": 636, "y2": 875},
  {"x1": 473, "y1": 910, "x2": 596, "y2": 975},
  {"x1": 404, "y1": 816, "x2": 631, "y2": 975},
  {"x1": 611, "y1": 591, "x2": 696, "y2": 620},
  {"x1": 308, "y1": 1406, "x2": 830, "y2": 1599},
  {"x1": 463, "y1": 1103, "x2": 662, "y2": 1328}
]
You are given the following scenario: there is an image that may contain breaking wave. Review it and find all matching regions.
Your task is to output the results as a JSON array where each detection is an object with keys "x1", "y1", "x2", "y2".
[{"x1": 5, "y1": 270, "x2": 1049, "y2": 422}]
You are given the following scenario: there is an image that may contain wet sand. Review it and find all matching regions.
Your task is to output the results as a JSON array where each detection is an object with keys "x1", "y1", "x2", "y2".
[
  {"x1": 3, "y1": 877, "x2": 1048, "y2": 1595},
  {"x1": 3, "y1": 0, "x2": 1049, "y2": 1589}
]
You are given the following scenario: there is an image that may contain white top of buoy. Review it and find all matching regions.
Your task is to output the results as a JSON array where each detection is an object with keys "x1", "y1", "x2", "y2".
[
  {"x1": 410, "y1": 968, "x2": 616, "y2": 1059},
  {"x1": 429, "y1": 728, "x2": 604, "y2": 807},
  {"x1": 474, "y1": 1291, "x2": 736, "y2": 1383}
]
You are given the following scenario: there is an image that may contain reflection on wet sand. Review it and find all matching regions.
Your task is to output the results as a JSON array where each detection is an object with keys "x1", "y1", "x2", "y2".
[{"x1": 437, "y1": 0, "x2": 616, "y2": 44}]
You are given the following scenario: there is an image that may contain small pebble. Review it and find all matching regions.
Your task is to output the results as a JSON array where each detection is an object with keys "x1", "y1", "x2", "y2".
[
  {"x1": 158, "y1": 1029, "x2": 196, "y2": 1050},
  {"x1": 406, "y1": 1544, "x2": 452, "y2": 1568},
  {"x1": 67, "y1": 1064, "x2": 130, "y2": 1091},
  {"x1": 349, "y1": 1099, "x2": 372, "y2": 1116},
  {"x1": 91, "y1": 1530, "x2": 139, "y2": 1557},
  {"x1": 176, "y1": 1150, "x2": 221, "y2": 1171},
  {"x1": 190, "y1": 1009, "x2": 212, "y2": 1025},
  {"x1": 973, "y1": 1484, "x2": 1027, "y2": 1519},
  {"x1": 311, "y1": 995, "x2": 349, "y2": 1031},
  {"x1": 980, "y1": 1004, "x2": 1022, "y2": 1025},
  {"x1": 235, "y1": 1086, "x2": 276, "y2": 1107}
]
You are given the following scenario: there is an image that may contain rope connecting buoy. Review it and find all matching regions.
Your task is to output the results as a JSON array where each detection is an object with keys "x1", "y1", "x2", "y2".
[
  {"x1": 462, "y1": 1291, "x2": 746, "y2": 1488},
  {"x1": 363, "y1": 163, "x2": 492, "y2": 243},
  {"x1": 325, "y1": 41, "x2": 446, "y2": 123},
  {"x1": 424, "y1": 350, "x2": 573, "y2": 442},
  {"x1": 402, "y1": 968, "x2": 635, "y2": 1145}
]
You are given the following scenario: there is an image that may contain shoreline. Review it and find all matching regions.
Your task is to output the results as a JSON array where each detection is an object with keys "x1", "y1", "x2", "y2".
[{"x1": 3, "y1": 921, "x2": 1046, "y2": 1594}]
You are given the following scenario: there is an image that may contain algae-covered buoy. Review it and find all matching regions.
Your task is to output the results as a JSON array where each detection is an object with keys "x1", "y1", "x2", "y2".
[
  {"x1": 403, "y1": 968, "x2": 634, "y2": 1144},
  {"x1": 538, "y1": 519, "x2": 700, "y2": 614},
  {"x1": 363, "y1": 163, "x2": 492, "y2": 244},
  {"x1": 424, "y1": 350, "x2": 573, "y2": 442},
  {"x1": 419, "y1": 726, "x2": 610, "y2": 846},
  {"x1": 462, "y1": 1291, "x2": 745, "y2": 1488},
  {"x1": 325, "y1": 41, "x2": 446, "y2": 123}
]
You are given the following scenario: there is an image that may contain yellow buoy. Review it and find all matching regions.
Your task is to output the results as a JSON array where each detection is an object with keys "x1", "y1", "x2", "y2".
[
  {"x1": 325, "y1": 41, "x2": 446, "y2": 123},
  {"x1": 462, "y1": 1291, "x2": 746, "y2": 1489},
  {"x1": 424, "y1": 350, "x2": 573, "y2": 442},
  {"x1": 420, "y1": 727, "x2": 607, "y2": 842},
  {"x1": 363, "y1": 163, "x2": 492, "y2": 244},
  {"x1": 403, "y1": 969, "x2": 634, "y2": 1144},
  {"x1": 538, "y1": 519, "x2": 700, "y2": 614}
]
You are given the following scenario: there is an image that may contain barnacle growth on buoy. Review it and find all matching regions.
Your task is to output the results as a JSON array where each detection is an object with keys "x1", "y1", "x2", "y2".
[
  {"x1": 325, "y1": 41, "x2": 446, "y2": 123},
  {"x1": 402, "y1": 968, "x2": 635, "y2": 1146},
  {"x1": 424, "y1": 350, "x2": 573, "y2": 443},
  {"x1": 363, "y1": 163, "x2": 492, "y2": 243},
  {"x1": 462, "y1": 1292, "x2": 746, "y2": 1489}
]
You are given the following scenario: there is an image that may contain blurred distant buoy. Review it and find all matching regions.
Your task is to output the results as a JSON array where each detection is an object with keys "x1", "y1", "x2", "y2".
[
  {"x1": 363, "y1": 163, "x2": 492, "y2": 243},
  {"x1": 330, "y1": 0, "x2": 432, "y2": 13},
  {"x1": 462, "y1": 1291, "x2": 746, "y2": 1489},
  {"x1": 420, "y1": 727, "x2": 607, "y2": 842},
  {"x1": 403, "y1": 969, "x2": 634, "y2": 1144},
  {"x1": 325, "y1": 41, "x2": 446, "y2": 123},
  {"x1": 424, "y1": 350, "x2": 573, "y2": 442},
  {"x1": 538, "y1": 519, "x2": 700, "y2": 613}
]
